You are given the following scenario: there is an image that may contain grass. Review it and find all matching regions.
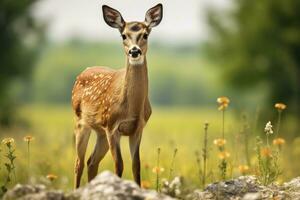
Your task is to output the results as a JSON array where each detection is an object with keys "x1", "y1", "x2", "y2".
[{"x1": 0, "y1": 103, "x2": 299, "y2": 192}]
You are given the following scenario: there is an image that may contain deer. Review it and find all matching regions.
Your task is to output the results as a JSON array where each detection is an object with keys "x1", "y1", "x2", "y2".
[{"x1": 71, "y1": 4, "x2": 163, "y2": 188}]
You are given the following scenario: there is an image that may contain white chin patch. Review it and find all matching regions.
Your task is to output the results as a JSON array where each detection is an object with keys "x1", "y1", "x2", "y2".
[{"x1": 129, "y1": 56, "x2": 144, "y2": 66}]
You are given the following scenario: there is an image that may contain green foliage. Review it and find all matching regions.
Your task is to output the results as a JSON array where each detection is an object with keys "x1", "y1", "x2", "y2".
[
  {"x1": 255, "y1": 137, "x2": 281, "y2": 185},
  {"x1": 0, "y1": 141, "x2": 17, "y2": 197},
  {"x1": 32, "y1": 42, "x2": 220, "y2": 106},
  {"x1": 207, "y1": 0, "x2": 300, "y2": 114},
  {"x1": 218, "y1": 159, "x2": 227, "y2": 180},
  {"x1": 0, "y1": 0, "x2": 43, "y2": 126}
]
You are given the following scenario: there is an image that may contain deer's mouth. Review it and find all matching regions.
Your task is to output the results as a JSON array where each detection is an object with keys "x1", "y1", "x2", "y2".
[{"x1": 128, "y1": 55, "x2": 144, "y2": 65}]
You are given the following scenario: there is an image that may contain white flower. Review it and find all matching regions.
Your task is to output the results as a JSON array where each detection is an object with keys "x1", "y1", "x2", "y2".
[
  {"x1": 264, "y1": 121, "x2": 273, "y2": 135},
  {"x1": 170, "y1": 177, "x2": 182, "y2": 188}
]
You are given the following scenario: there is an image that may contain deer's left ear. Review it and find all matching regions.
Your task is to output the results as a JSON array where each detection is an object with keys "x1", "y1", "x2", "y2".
[{"x1": 145, "y1": 3, "x2": 163, "y2": 28}]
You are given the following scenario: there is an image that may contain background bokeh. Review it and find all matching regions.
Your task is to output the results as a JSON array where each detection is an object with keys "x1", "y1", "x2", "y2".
[{"x1": 0, "y1": 0, "x2": 299, "y2": 190}]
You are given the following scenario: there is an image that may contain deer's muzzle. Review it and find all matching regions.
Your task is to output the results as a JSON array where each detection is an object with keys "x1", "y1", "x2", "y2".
[{"x1": 129, "y1": 46, "x2": 142, "y2": 58}]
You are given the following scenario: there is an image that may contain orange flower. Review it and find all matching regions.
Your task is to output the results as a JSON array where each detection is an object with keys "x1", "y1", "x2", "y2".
[
  {"x1": 238, "y1": 165, "x2": 250, "y2": 175},
  {"x1": 24, "y1": 135, "x2": 35, "y2": 142},
  {"x1": 261, "y1": 147, "x2": 272, "y2": 157},
  {"x1": 144, "y1": 163, "x2": 150, "y2": 169},
  {"x1": 217, "y1": 96, "x2": 230, "y2": 110},
  {"x1": 218, "y1": 151, "x2": 230, "y2": 159},
  {"x1": 46, "y1": 174, "x2": 58, "y2": 181},
  {"x1": 213, "y1": 139, "x2": 227, "y2": 147},
  {"x1": 141, "y1": 180, "x2": 151, "y2": 189},
  {"x1": 152, "y1": 167, "x2": 165, "y2": 174},
  {"x1": 275, "y1": 103, "x2": 287, "y2": 111},
  {"x1": 2, "y1": 138, "x2": 15, "y2": 145},
  {"x1": 273, "y1": 138, "x2": 286, "y2": 146}
]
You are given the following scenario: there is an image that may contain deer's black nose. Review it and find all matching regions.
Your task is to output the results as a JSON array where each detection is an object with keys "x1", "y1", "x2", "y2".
[{"x1": 129, "y1": 47, "x2": 142, "y2": 58}]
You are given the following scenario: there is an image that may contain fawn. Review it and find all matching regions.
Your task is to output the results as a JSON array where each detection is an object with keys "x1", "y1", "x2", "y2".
[{"x1": 72, "y1": 4, "x2": 163, "y2": 188}]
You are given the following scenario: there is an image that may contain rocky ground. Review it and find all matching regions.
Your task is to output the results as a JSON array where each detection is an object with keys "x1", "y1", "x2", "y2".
[{"x1": 3, "y1": 171, "x2": 300, "y2": 200}]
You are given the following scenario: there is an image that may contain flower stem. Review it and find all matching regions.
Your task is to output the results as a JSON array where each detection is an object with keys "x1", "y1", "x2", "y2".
[
  {"x1": 27, "y1": 141, "x2": 30, "y2": 183},
  {"x1": 222, "y1": 110, "x2": 225, "y2": 139},
  {"x1": 202, "y1": 123, "x2": 208, "y2": 188},
  {"x1": 156, "y1": 148, "x2": 161, "y2": 192},
  {"x1": 276, "y1": 111, "x2": 282, "y2": 137},
  {"x1": 168, "y1": 148, "x2": 177, "y2": 181}
]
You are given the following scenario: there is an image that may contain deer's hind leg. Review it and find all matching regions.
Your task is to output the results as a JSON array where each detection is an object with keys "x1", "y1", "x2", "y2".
[
  {"x1": 74, "y1": 119, "x2": 91, "y2": 188},
  {"x1": 87, "y1": 128, "x2": 109, "y2": 181}
]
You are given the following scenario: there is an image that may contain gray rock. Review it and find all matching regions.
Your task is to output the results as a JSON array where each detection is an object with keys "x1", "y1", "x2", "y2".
[
  {"x1": 4, "y1": 173, "x2": 300, "y2": 200},
  {"x1": 73, "y1": 171, "x2": 173, "y2": 200},
  {"x1": 282, "y1": 177, "x2": 300, "y2": 200},
  {"x1": 205, "y1": 176, "x2": 262, "y2": 197},
  {"x1": 190, "y1": 176, "x2": 300, "y2": 200},
  {"x1": 3, "y1": 171, "x2": 173, "y2": 200},
  {"x1": 3, "y1": 184, "x2": 64, "y2": 200}
]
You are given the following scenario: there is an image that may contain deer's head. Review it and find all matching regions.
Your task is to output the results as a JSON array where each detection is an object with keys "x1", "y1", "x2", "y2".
[{"x1": 102, "y1": 4, "x2": 163, "y2": 65}]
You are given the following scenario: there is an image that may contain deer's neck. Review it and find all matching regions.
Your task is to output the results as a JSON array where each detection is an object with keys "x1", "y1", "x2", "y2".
[{"x1": 122, "y1": 56, "x2": 148, "y2": 114}]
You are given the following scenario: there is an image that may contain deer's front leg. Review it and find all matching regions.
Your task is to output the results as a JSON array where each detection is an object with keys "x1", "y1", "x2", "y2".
[
  {"x1": 107, "y1": 130, "x2": 123, "y2": 177},
  {"x1": 129, "y1": 130, "x2": 142, "y2": 186}
]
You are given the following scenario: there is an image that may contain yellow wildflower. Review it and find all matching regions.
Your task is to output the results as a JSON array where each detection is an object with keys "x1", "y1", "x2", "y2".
[
  {"x1": 141, "y1": 180, "x2": 151, "y2": 189},
  {"x1": 213, "y1": 138, "x2": 226, "y2": 147},
  {"x1": 275, "y1": 103, "x2": 287, "y2": 111},
  {"x1": 218, "y1": 151, "x2": 230, "y2": 159},
  {"x1": 24, "y1": 135, "x2": 35, "y2": 142},
  {"x1": 217, "y1": 96, "x2": 230, "y2": 110},
  {"x1": 238, "y1": 165, "x2": 250, "y2": 175},
  {"x1": 46, "y1": 174, "x2": 58, "y2": 181},
  {"x1": 273, "y1": 138, "x2": 286, "y2": 146},
  {"x1": 152, "y1": 166, "x2": 165, "y2": 174},
  {"x1": 2, "y1": 138, "x2": 15, "y2": 145}
]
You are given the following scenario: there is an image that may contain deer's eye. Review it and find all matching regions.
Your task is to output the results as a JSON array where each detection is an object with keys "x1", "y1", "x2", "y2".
[
  {"x1": 143, "y1": 33, "x2": 148, "y2": 40},
  {"x1": 121, "y1": 34, "x2": 126, "y2": 40}
]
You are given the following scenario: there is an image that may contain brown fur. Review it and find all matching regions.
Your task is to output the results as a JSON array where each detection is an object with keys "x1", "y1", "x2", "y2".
[{"x1": 72, "y1": 58, "x2": 152, "y2": 187}]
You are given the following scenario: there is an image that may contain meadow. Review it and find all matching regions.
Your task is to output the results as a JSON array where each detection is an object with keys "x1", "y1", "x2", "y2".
[
  {"x1": 1, "y1": 102, "x2": 299, "y2": 192},
  {"x1": 0, "y1": 41, "x2": 299, "y2": 195}
]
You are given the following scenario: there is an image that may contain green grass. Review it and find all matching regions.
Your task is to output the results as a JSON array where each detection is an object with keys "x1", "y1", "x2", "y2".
[{"x1": 0, "y1": 104, "x2": 299, "y2": 190}]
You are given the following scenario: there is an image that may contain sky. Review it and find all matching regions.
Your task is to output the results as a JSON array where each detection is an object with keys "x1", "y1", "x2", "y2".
[{"x1": 33, "y1": 0, "x2": 230, "y2": 43}]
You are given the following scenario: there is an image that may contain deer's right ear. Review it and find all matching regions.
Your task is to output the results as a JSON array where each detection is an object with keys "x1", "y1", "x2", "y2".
[{"x1": 102, "y1": 5, "x2": 125, "y2": 30}]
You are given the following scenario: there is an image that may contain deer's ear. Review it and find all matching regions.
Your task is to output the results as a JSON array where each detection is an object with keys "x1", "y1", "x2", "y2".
[
  {"x1": 145, "y1": 4, "x2": 163, "y2": 28},
  {"x1": 102, "y1": 5, "x2": 125, "y2": 30}
]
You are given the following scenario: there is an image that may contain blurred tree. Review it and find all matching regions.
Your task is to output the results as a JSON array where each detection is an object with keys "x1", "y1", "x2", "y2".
[
  {"x1": 0, "y1": 0, "x2": 43, "y2": 126},
  {"x1": 207, "y1": 0, "x2": 300, "y2": 114}
]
